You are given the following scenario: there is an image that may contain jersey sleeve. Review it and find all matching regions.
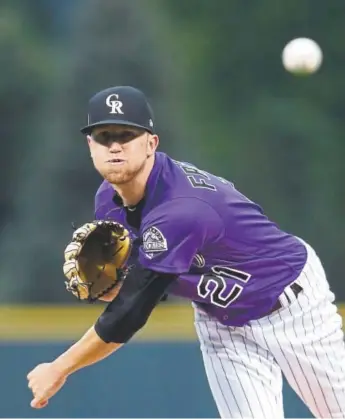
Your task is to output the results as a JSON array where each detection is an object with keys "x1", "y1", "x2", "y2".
[
  {"x1": 94, "y1": 198, "x2": 102, "y2": 220},
  {"x1": 94, "y1": 265, "x2": 176, "y2": 343},
  {"x1": 94, "y1": 181, "x2": 119, "y2": 220},
  {"x1": 139, "y1": 198, "x2": 224, "y2": 274}
]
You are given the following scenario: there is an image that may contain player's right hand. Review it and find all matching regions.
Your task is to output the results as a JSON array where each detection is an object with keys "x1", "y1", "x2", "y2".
[
  {"x1": 27, "y1": 362, "x2": 67, "y2": 408},
  {"x1": 98, "y1": 281, "x2": 123, "y2": 302}
]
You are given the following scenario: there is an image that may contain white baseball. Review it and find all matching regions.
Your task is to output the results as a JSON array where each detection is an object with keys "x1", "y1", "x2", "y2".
[{"x1": 282, "y1": 38, "x2": 323, "y2": 75}]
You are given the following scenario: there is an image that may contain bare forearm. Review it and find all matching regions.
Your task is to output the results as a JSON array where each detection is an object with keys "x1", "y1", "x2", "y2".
[{"x1": 52, "y1": 326, "x2": 122, "y2": 376}]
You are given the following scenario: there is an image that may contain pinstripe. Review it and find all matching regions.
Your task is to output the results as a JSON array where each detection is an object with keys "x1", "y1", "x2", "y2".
[
  {"x1": 254, "y1": 319, "x2": 283, "y2": 413},
  {"x1": 256, "y1": 340, "x2": 277, "y2": 417},
  {"x1": 239, "y1": 334, "x2": 273, "y2": 418},
  {"x1": 276, "y1": 306, "x2": 321, "y2": 413},
  {"x1": 214, "y1": 322, "x2": 251, "y2": 417},
  {"x1": 309, "y1": 263, "x2": 345, "y2": 399},
  {"x1": 312, "y1": 309, "x2": 344, "y2": 412},
  {"x1": 266, "y1": 350, "x2": 273, "y2": 390},
  {"x1": 304, "y1": 269, "x2": 344, "y2": 414},
  {"x1": 303, "y1": 271, "x2": 336, "y2": 414},
  {"x1": 324, "y1": 317, "x2": 345, "y2": 409},
  {"x1": 264, "y1": 339, "x2": 281, "y2": 413},
  {"x1": 324, "y1": 322, "x2": 345, "y2": 392},
  {"x1": 267, "y1": 337, "x2": 281, "y2": 410},
  {"x1": 266, "y1": 313, "x2": 309, "y2": 403},
  {"x1": 286, "y1": 297, "x2": 324, "y2": 416},
  {"x1": 258, "y1": 317, "x2": 284, "y2": 416},
  {"x1": 224, "y1": 327, "x2": 263, "y2": 417},
  {"x1": 241, "y1": 326, "x2": 277, "y2": 417},
  {"x1": 320, "y1": 302, "x2": 345, "y2": 400},
  {"x1": 216, "y1": 323, "x2": 254, "y2": 417},
  {"x1": 195, "y1": 316, "x2": 234, "y2": 418}
]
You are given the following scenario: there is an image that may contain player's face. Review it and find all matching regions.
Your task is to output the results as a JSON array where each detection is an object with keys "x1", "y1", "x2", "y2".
[{"x1": 87, "y1": 125, "x2": 158, "y2": 184}]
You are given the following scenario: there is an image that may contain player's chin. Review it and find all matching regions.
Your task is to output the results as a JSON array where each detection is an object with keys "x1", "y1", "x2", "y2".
[{"x1": 103, "y1": 170, "x2": 132, "y2": 185}]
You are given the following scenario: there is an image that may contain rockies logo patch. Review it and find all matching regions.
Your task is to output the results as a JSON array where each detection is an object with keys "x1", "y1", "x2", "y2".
[{"x1": 142, "y1": 226, "x2": 168, "y2": 258}]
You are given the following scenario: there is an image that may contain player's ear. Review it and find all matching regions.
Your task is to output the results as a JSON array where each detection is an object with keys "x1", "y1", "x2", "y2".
[
  {"x1": 87, "y1": 135, "x2": 94, "y2": 158},
  {"x1": 146, "y1": 134, "x2": 159, "y2": 157}
]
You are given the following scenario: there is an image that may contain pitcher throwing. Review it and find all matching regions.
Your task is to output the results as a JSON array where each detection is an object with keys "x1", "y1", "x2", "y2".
[{"x1": 27, "y1": 86, "x2": 345, "y2": 418}]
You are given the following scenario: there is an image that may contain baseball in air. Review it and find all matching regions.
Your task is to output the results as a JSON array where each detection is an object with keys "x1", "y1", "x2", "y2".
[{"x1": 282, "y1": 38, "x2": 323, "y2": 75}]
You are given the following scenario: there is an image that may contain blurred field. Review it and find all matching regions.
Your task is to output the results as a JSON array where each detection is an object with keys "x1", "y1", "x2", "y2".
[
  {"x1": 0, "y1": 303, "x2": 196, "y2": 341},
  {"x1": 1, "y1": 302, "x2": 344, "y2": 341}
]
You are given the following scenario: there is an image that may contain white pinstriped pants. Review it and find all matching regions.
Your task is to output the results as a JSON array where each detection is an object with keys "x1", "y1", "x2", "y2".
[{"x1": 194, "y1": 242, "x2": 345, "y2": 418}]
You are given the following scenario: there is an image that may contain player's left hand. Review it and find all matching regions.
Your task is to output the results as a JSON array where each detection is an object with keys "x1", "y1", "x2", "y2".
[
  {"x1": 27, "y1": 363, "x2": 67, "y2": 408},
  {"x1": 63, "y1": 220, "x2": 132, "y2": 302}
]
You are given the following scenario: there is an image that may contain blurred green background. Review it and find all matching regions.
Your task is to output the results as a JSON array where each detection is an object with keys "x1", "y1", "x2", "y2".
[{"x1": 0, "y1": 0, "x2": 344, "y2": 417}]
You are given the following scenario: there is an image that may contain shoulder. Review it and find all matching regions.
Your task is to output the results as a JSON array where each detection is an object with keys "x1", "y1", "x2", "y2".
[
  {"x1": 95, "y1": 180, "x2": 113, "y2": 204},
  {"x1": 95, "y1": 179, "x2": 113, "y2": 196},
  {"x1": 143, "y1": 196, "x2": 224, "y2": 232},
  {"x1": 162, "y1": 156, "x2": 263, "y2": 213},
  {"x1": 159, "y1": 155, "x2": 236, "y2": 201}
]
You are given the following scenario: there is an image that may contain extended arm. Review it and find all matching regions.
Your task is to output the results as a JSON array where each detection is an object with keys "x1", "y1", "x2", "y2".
[
  {"x1": 52, "y1": 326, "x2": 121, "y2": 375},
  {"x1": 27, "y1": 266, "x2": 176, "y2": 408}
]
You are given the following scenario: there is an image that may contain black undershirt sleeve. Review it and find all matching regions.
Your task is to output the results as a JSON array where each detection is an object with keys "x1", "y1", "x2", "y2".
[{"x1": 94, "y1": 264, "x2": 177, "y2": 343}]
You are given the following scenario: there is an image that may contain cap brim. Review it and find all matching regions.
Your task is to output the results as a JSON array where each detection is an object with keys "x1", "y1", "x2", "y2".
[{"x1": 80, "y1": 120, "x2": 153, "y2": 135}]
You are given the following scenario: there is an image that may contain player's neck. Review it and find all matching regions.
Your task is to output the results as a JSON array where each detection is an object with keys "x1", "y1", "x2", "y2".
[{"x1": 112, "y1": 155, "x2": 155, "y2": 207}]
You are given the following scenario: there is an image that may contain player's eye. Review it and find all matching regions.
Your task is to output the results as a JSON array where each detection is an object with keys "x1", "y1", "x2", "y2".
[{"x1": 92, "y1": 130, "x2": 144, "y2": 146}]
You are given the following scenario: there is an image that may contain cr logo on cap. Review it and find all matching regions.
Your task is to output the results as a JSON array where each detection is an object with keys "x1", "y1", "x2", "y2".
[{"x1": 106, "y1": 94, "x2": 124, "y2": 115}]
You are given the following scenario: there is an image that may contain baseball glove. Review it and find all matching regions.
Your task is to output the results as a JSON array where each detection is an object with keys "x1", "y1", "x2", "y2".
[{"x1": 63, "y1": 220, "x2": 132, "y2": 302}]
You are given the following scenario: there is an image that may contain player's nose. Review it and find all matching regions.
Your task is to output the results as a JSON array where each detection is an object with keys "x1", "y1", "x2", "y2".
[{"x1": 108, "y1": 141, "x2": 122, "y2": 152}]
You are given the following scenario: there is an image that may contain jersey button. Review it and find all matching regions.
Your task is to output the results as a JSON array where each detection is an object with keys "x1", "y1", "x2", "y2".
[{"x1": 223, "y1": 315, "x2": 228, "y2": 320}]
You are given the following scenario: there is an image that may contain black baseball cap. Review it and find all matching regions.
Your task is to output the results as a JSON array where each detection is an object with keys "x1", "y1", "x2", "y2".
[{"x1": 80, "y1": 86, "x2": 155, "y2": 135}]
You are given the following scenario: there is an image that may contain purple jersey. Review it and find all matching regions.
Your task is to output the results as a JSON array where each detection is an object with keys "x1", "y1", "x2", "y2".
[{"x1": 95, "y1": 152, "x2": 307, "y2": 326}]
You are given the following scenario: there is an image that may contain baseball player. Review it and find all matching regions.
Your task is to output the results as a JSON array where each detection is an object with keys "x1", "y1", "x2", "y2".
[{"x1": 27, "y1": 86, "x2": 345, "y2": 418}]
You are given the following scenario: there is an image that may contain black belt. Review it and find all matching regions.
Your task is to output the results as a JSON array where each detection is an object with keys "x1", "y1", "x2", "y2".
[{"x1": 268, "y1": 282, "x2": 303, "y2": 315}]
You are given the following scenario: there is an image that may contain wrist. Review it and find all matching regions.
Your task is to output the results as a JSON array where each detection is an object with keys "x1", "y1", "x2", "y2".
[{"x1": 51, "y1": 355, "x2": 76, "y2": 377}]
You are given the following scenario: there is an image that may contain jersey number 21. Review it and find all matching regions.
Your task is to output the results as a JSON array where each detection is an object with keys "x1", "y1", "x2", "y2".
[{"x1": 197, "y1": 266, "x2": 251, "y2": 308}]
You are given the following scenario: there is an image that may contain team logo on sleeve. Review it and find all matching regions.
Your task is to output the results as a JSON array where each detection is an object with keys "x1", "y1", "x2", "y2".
[{"x1": 142, "y1": 226, "x2": 168, "y2": 258}]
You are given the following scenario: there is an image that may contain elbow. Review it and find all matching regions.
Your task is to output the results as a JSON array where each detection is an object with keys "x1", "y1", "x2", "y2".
[{"x1": 95, "y1": 312, "x2": 149, "y2": 344}]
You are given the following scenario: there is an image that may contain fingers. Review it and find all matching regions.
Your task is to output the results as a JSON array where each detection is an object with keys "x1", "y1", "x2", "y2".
[
  {"x1": 29, "y1": 384, "x2": 49, "y2": 409},
  {"x1": 28, "y1": 386, "x2": 48, "y2": 408},
  {"x1": 27, "y1": 368, "x2": 47, "y2": 409},
  {"x1": 31, "y1": 397, "x2": 48, "y2": 409},
  {"x1": 26, "y1": 363, "x2": 64, "y2": 409}
]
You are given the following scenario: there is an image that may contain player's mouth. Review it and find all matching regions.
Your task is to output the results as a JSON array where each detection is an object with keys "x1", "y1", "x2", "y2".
[{"x1": 107, "y1": 158, "x2": 125, "y2": 165}]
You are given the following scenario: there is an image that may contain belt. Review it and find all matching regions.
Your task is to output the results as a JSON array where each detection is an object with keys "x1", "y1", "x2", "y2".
[{"x1": 268, "y1": 282, "x2": 303, "y2": 315}]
